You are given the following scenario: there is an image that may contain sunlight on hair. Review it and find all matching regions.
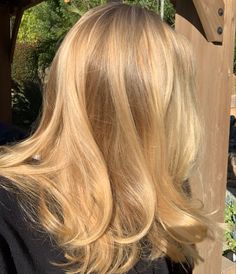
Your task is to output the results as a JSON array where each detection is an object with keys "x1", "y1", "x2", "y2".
[{"x1": 0, "y1": 3, "x2": 218, "y2": 274}]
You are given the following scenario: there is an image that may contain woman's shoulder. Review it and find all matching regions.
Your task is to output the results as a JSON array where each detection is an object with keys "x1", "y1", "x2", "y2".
[
  {"x1": 0, "y1": 183, "x2": 18, "y2": 221},
  {"x1": 0, "y1": 179, "x2": 28, "y2": 226},
  {"x1": 129, "y1": 257, "x2": 192, "y2": 274},
  {"x1": 0, "y1": 180, "x2": 66, "y2": 274}
]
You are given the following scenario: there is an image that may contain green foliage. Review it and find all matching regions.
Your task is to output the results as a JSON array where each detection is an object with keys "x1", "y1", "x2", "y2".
[
  {"x1": 224, "y1": 192, "x2": 236, "y2": 253},
  {"x1": 18, "y1": 1, "x2": 76, "y2": 71},
  {"x1": 124, "y1": 0, "x2": 175, "y2": 25},
  {"x1": 66, "y1": 0, "x2": 107, "y2": 15},
  {"x1": 19, "y1": 1, "x2": 75, "y2": 43},
  {"x1": 163, "y1": 0, "x2": 175, "y2": 26},
  {"x1": 12, "y1": 43, "x2": 39, "y2": 84},
  {"x1": 17, "y1": 0, "x2": 175, "y2": 72},
  {"x1": 12, "y1": 81, "x2": 42, "y2": 129},
  {"x1": 11, "y1": 42, "x2": 42, "y2": 129}
]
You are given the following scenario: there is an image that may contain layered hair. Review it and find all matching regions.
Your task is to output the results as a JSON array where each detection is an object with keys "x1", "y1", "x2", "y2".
[{"x1": 0, "y1": 3, "x2": 212, "y2": 274}]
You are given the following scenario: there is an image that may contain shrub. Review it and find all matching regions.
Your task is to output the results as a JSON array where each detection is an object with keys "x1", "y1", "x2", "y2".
[
  {"x1": 224, "y1": 191, "x2": 236, "y2": 256},
  {"x1": 12, "y1": 81, "x2": 42, "y2": 130},
  {"x1": 12, "y1": 42, "x2": 40, "y2": 84}
]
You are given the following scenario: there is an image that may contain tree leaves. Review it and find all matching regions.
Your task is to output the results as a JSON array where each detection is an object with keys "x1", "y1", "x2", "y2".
[{"x1": 224, "y1": 192, "x2": 236, "y2": 252}]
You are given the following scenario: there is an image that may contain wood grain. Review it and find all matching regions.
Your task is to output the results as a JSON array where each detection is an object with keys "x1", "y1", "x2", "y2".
[
  {"x1": 221, "y1": 256, "x2": 236, "y2": 274},
  {"x1": 175, "y1": 0, "x2": 236, "y2": 273},
  {"x1": 193, "y1": 0, "x2": 225, "y2": 42}
]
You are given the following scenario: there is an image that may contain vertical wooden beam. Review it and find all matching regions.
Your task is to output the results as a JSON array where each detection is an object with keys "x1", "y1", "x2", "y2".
[
  {"x1": 175, "y1": 1, "x2": 236, "y2": 274},
  {"x1": 0, "y1": 7, "x2": 11, "y2": 124}
]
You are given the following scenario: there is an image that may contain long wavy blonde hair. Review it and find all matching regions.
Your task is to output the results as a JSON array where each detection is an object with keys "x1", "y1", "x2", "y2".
[{"x1": 0, "y1": 3, "x2": 212, "y2": 273}]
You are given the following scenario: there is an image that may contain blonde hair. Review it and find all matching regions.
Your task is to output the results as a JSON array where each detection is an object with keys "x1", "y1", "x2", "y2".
[{"x1": 0, "y1": 3, "x2": 211, "y2": 273}]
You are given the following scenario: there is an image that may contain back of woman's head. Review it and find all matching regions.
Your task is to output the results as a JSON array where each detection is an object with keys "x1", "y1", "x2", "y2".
[{"x1": 0, "y1": 3, "x2": 211, "y2": 274}]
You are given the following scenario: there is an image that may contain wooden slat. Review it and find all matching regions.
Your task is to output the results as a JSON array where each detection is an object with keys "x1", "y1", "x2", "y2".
[
  {"x1": 193, "y1": 0, "x2": 225, "y2": 42},
  {"x1": 20, "y1": 0, "x2": 44, "y2": 11},
  {"x1": 4, "y1": 0, "x2": 44, "y2": 15},
  {"x1": 221, "y1": 256, "x2": 236, "y2": 274},
  {"x1": 175, "y1": 0, "x2": 236, "y2": 273}
]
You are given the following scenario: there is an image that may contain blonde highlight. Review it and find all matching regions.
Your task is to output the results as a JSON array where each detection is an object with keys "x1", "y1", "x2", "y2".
[{"x1": 0, "y1": 3, "x2": 213, "y2": 274}]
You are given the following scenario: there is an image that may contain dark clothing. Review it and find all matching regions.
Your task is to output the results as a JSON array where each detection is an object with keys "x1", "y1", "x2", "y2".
[
  {"x1": 0, "y1": 123, "x2": 26, "y2": 145},
  {"x1": 0, "y1": 187, "x2": 192, "y2": 274}
]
